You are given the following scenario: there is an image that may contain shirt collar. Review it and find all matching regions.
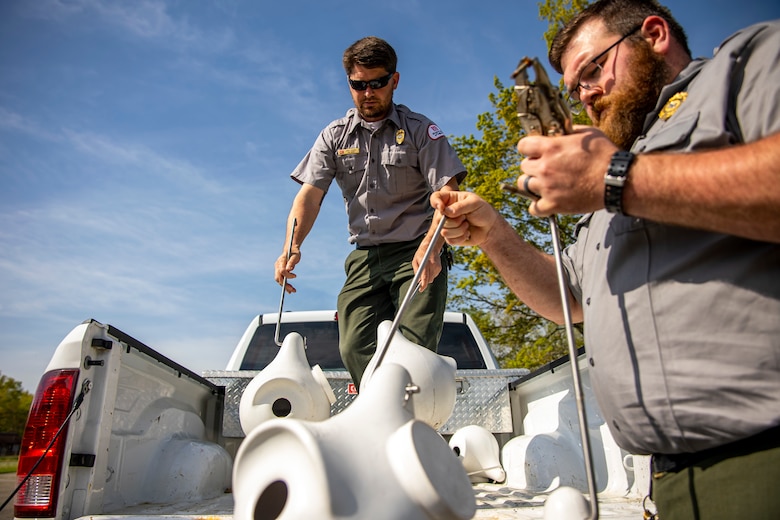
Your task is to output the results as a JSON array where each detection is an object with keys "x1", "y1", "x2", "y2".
[{"x1": 345, "y1": 103, "x2": 400, "y2": 135}]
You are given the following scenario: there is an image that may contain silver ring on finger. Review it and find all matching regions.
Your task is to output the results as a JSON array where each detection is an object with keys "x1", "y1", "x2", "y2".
[{"x1": 523, "y1": 176, "x2": 540, "y2": 200}]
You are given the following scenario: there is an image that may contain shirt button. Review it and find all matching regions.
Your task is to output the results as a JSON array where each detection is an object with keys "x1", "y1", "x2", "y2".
[
  {"x1": 589, "y1": 358, "x2": 595, "y2": 367},
  {"x1": 596, "y1": 243, "x2": 600, "y2": 250},
  {"x1": 586, "y1": 297, "x2": 591, "y2": 305}
]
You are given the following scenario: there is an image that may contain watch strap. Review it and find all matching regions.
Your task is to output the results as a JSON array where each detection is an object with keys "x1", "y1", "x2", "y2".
[{"x1": 604, "y1": 150, "x2": 635, "y2": 214}]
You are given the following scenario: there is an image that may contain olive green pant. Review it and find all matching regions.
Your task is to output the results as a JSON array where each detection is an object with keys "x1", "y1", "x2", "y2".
[
  {"x1": 337, "y1": 238, "x2": 448, "y2": 388},
  {"x1": 651, "y1": 426, "x2": 780, "y2": 519}
]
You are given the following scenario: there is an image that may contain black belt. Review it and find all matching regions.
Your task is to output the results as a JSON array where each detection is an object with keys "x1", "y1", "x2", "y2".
[
  {"x1": 355, "y1": 237, "x2": 422, "y2": 250},
  {"x1": 354, "y1": 238, "x2": 452, "y2": 267},
  {"x1": 652, "y1": 423, "x2": 780, "y2": 474}
]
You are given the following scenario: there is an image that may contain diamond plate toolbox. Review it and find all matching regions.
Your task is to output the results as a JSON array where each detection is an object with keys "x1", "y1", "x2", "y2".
[{"x1": 204, "y1": 368, "x2": 529, "y2": 438}]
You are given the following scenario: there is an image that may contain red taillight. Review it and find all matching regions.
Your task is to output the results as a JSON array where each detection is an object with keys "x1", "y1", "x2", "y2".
[{"x1": 15, "y1": 369, "x2": 79, "y2": 518}]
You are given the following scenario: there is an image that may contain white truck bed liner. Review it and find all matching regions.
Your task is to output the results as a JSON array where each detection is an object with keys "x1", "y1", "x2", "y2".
[{"x1": 76, "y1": 483, "x2": 644, "y2": 519}]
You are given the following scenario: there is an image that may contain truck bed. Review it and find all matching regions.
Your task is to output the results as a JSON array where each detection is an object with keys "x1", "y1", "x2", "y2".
[
  {"x1": 23, "y1": 318, "x2": 647, "y2": 520},
  {"x1": 84, "y1": 364, "x2": 646, "y2": 519},
  {"x1": 76, "y1": 483, "x2": 644, "y2": 519}
]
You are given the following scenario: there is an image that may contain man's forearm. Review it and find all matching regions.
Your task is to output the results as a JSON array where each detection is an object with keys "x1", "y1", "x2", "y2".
[
  {"x1": 481, "y1": 216, "x2": 583, "y2": 324},
  {"x1": 625, "y1": 132, "x2": 780, "y2": 243},
  {"x1": 284, "y1": 184, "x2": 325, "y2": 253}
]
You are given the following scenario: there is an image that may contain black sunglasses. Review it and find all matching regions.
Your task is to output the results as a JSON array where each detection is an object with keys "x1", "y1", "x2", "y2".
[{"x1": 348, "y1": 72, "x2": 394, "y2": 91}]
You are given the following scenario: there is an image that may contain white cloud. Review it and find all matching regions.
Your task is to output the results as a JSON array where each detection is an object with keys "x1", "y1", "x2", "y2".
[
  {"x1": 24, "y1": 0, "x2": 235, "y2": 54},
  {"x1": 0, "y1": 107, "x2": 62, "y2": 142},
  {"x1": 63, "y1": 128, "x2": 229, "y2": 195}
]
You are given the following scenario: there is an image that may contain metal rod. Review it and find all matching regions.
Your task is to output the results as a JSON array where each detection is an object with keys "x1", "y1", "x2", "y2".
[
  {"x1": 548, "y1": 214, "x2": 599, "y2": 520},
  {"x1": 275, "y1": 217, "x2": 297, "y2": 347},
  {"x1": 371, "y1": 215, "x2": 448, "y2": 370},
  {"x1": 502, "y1": 181, "x2": 599, "y2": 518}
]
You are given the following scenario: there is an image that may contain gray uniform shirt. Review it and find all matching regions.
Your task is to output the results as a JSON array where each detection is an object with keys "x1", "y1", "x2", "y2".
[
  {"x1": 563, "y1": 20, "x2": 780, "y2": 455},
  {"x1": 292, "y1": 104, "x2": 467, "y2": 247}
]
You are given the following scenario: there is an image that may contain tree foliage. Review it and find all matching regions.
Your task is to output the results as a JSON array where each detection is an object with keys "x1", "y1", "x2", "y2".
[
  {"x1": 538, "y1": 0, "x2": 592, "y2": 50},
  {"x1": 446, "y1": 1, "x2": 590, "y2": 370},
  {"x1": 0, "y1": 373, "x2": 33, "y2": 436}
]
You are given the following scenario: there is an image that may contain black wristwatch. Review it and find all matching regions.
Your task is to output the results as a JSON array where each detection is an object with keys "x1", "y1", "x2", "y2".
[{"x1": 604, "y1": 150, "x2": 635, "y2": 214}]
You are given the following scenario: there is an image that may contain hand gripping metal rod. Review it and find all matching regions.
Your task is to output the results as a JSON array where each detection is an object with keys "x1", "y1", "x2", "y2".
[
  {"x1": 371, "y1": 215, "x2": 448, "y2": 370},
  {"x1": 275, "y1": 217, "x2": 297, "y2": 346}
]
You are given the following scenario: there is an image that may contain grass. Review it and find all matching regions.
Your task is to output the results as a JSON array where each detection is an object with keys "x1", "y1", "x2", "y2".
[{"x1": 0, "y1": 456, "x2": 18, "y2": 474}]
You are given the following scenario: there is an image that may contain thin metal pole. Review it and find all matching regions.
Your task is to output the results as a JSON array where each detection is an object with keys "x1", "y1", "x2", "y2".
[
  {"x1": 275, "y1": 217, "x2": 297, "y2": 347},
  {"x1": 549, "y1": 214, "x2": 599, "y2": 520}
]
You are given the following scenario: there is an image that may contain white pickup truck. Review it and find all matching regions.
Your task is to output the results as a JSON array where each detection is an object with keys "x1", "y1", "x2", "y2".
[{"x1": 10, "y1": 310, "x2": 647, "y2": 519}]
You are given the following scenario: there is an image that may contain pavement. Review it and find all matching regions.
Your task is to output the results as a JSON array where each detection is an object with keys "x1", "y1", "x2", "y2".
[{"x1": 0, "y1": 473, "x2": 17, "y2": 520}]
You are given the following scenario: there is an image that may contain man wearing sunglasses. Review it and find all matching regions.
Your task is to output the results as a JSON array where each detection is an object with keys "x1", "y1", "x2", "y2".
[
  {"x1": 275, "y1": 36, "x2": 466, "y2": 388},
  {"x1": 432, "y1": 0, "x2": 780, "y2": 517}
]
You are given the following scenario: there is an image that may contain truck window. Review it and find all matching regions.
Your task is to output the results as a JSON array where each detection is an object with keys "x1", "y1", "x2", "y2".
[
  {"x1": 437, "y1": 322, "x2": 487, "y2": 370},
  {"x1": 240, "y1": 321, "x2": 487, "y2": 372},
  {"x1": 240, "y1": 321, "x2": 343, "y2": 371}
]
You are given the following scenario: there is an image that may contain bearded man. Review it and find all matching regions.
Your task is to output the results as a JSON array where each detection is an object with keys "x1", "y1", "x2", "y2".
[{"x1": 431, "y1": 0, "x2": 780, "y2": 517}]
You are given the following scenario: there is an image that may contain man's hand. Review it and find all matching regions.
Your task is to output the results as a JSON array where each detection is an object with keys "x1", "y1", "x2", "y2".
[
  {"x1": 517, "y1": 125, "x2": 618, "y2": 217},
  {"x1": 412, "y1": 242, "x2": 442, "y2": 292},
  {"x1": 274, "y1": 249, "x2": 300, "y2": 294},
  {"x1": 430, "y1": 191, "x2": 500, "y2": 247}
]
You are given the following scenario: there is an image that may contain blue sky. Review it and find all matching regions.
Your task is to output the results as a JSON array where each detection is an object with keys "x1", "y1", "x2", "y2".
[{"x1": 2, "y1": 0, "x2": 779, "y2": 393}]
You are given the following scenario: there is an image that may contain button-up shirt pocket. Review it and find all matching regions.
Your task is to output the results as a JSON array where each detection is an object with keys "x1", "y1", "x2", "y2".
[
  {"x1": 381, "y1": 147, "x2": 425, "y2": 194},
  {"x1": 336, "y1": 153, "x2": 368, "y2": 199},
  {"x1": 635, "y1": 113, "x2": 700, "y2": 153}
]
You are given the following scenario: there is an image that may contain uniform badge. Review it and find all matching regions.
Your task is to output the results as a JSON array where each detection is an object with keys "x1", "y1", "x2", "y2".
[
  {"x1": 659, "y1": 92, "x2": 688, "y2": 121},
  {"x1": 395, "y1": 129, "x2": 405, "y2": 145}
]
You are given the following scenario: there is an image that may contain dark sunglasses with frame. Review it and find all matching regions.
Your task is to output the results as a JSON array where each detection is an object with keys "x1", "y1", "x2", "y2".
[{"x1": 348, "y1": 72, "x2": 395, "y2": 91}]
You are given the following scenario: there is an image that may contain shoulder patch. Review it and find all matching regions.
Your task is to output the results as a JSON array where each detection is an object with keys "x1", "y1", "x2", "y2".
[{"x1": 427, "y1": 124, "x2": 445, "y2": 140}]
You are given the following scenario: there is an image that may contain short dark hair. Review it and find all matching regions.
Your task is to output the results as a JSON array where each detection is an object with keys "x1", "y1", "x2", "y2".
[
  {"x1": 549, "y1": 0, "x2": 690, "y2": 73},
  {"x1": 342, "y1": 36, "x2": 398, "y2": 75}
]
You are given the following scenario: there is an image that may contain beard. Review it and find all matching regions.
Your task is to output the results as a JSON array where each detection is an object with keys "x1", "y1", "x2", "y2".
[
  {"x1": 357, "y1": 94, "x2": 393, "y2": 121},
  {"x1": 590, "y1": 42, "x2": 670, "y2": 149}
]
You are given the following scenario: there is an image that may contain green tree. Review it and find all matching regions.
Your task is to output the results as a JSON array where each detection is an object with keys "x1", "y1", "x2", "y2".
[
  {"x1": 539, "y1": 0, "x2": 592, "y2": 49},
  {"x1": 447, "y1": 1, "x2": 590, "y2": 370},
  {"x1": 0, "y1": 373, "x2": 33, "y2": 436}
]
